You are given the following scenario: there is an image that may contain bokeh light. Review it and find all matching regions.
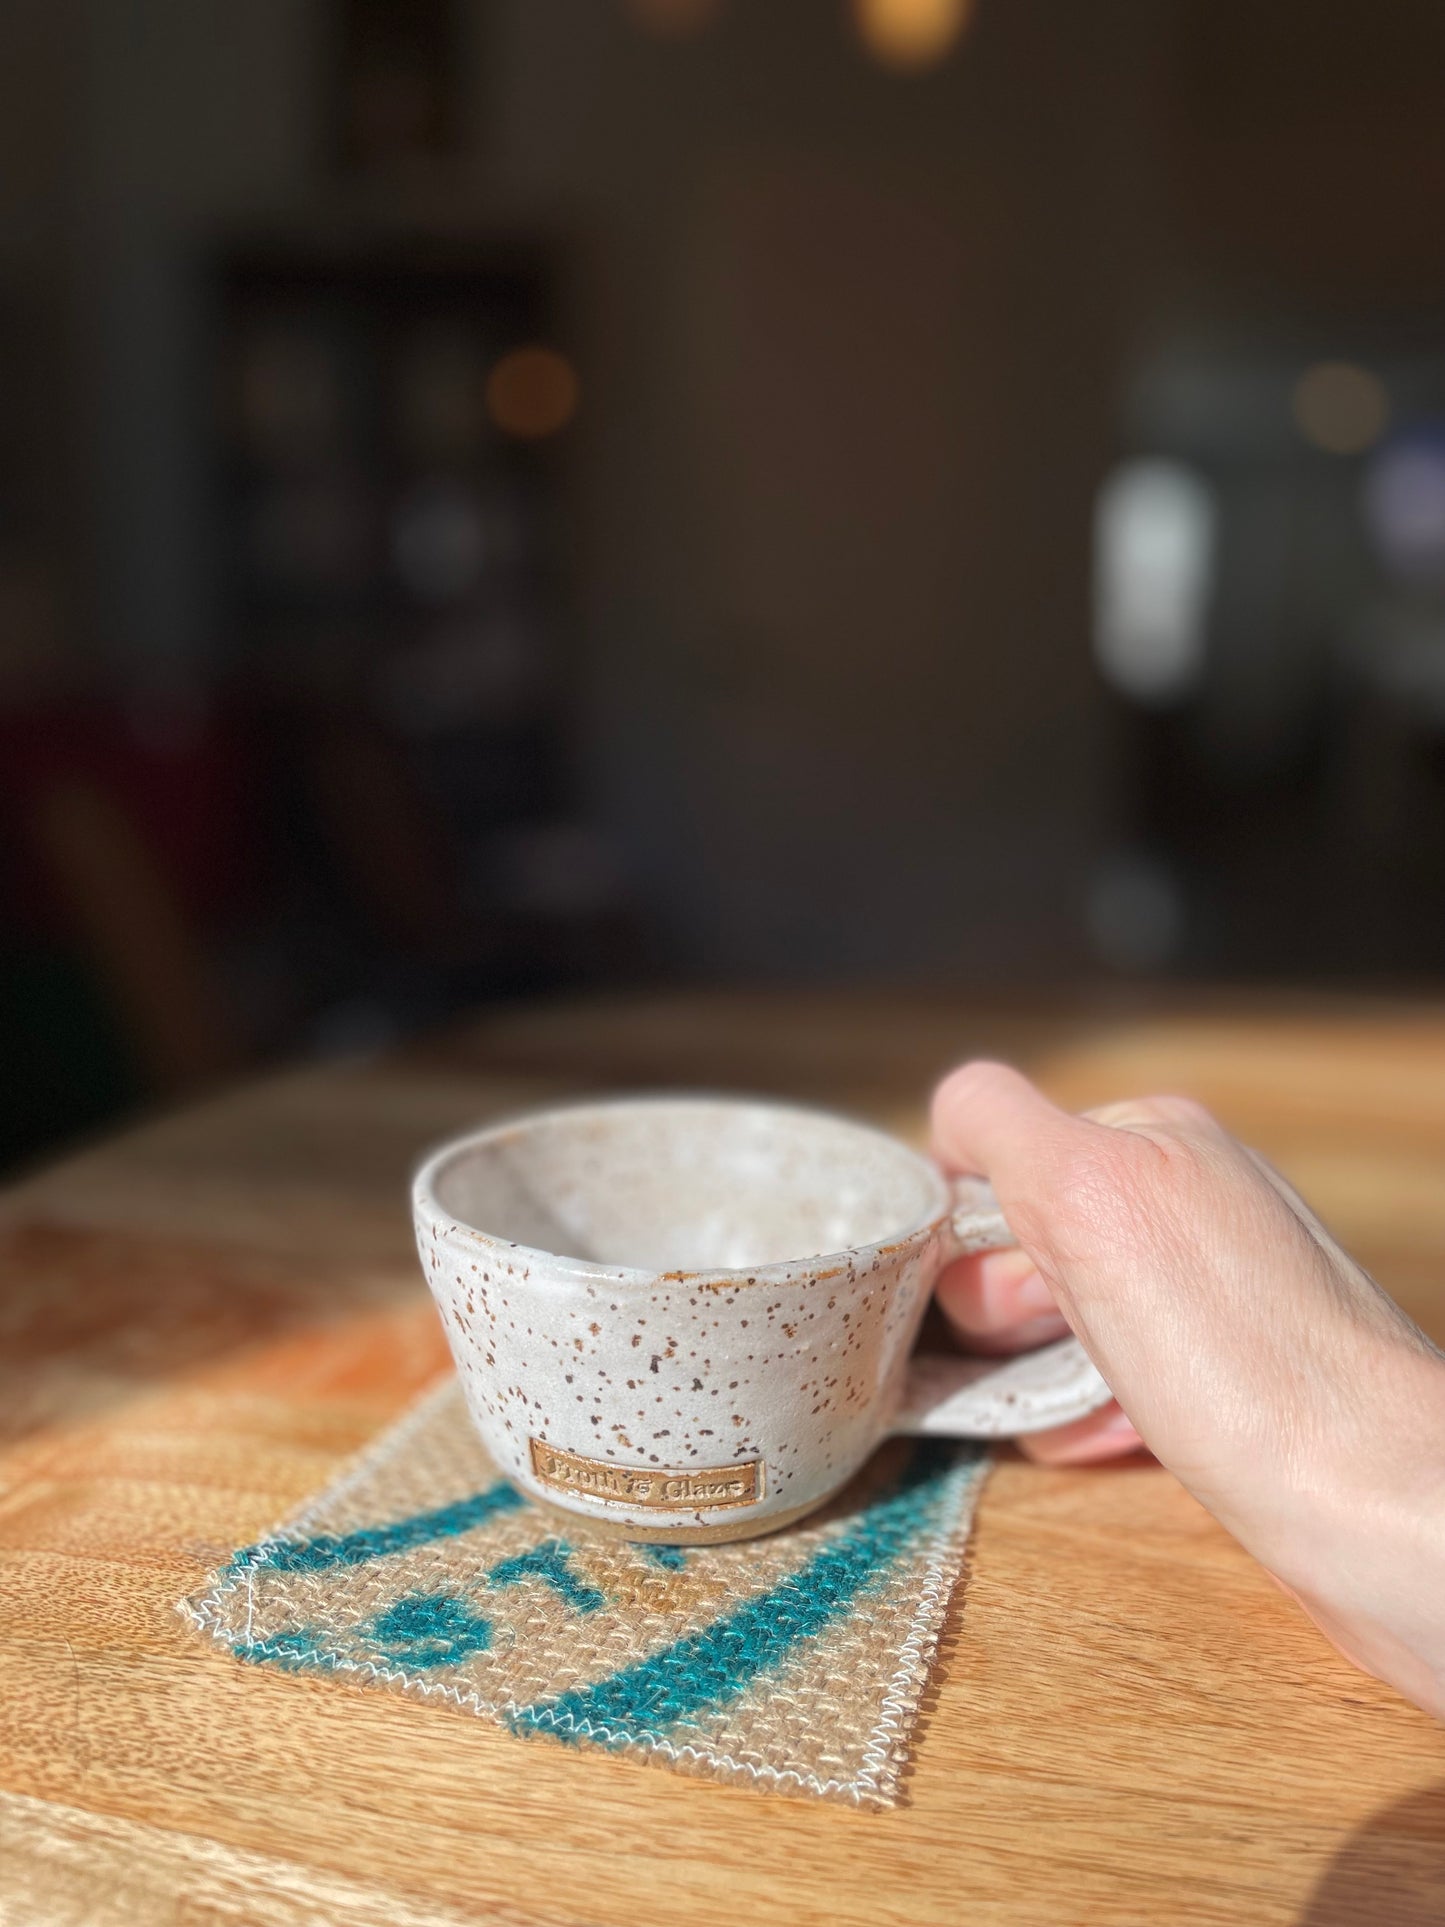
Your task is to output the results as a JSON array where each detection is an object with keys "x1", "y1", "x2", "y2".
[
  {"x1": 1362, "y1": 428, "x2": 1445, "y2": 586},
  {"x1": 622, "y1": 0, "x2": 724, "y2": 40},
  {"x1": 394, "y1": 325, "x2": 487, "y2": 461},
  {"x1": 484, "y1": 346, "x2": 580, "y2": 441},
  {"x1": 1093, "y1": 459, "x2": 1215, "y2": 705},
  {"x1": 1291, "y1": 360, "x2": 1389, "y2": 455},
  {"x1": 1086, "y1": 851, "x2": 1185, "y2": 973},
  {"x1": 250, "y1": 478, "x2": 369, "y2": 590},
  {"x1": 852, "y1": 0, "x2": 975, "y2": 71},
  {"x1": 391, "y1": 479, "x2": 489, "y2": 602},
  {"x1": 236, "y1": 324, "x2": 343, "y2": 464}
]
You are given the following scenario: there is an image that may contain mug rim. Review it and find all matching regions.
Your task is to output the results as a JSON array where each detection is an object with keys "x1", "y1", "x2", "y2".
[{"x1": 411, "y1": 1092, "x2": 952, "y2": 1290}]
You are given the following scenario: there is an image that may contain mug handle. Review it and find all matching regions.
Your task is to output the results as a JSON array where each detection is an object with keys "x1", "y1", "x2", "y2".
[{"x1": 890, "y1": 1175, "x2": 1114, "y2": 1439}]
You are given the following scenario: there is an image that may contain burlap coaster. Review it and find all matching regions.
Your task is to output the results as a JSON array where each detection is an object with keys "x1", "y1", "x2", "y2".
[{"x1": 181, "y1": 1377, "x2": 989, "y2": 1806}]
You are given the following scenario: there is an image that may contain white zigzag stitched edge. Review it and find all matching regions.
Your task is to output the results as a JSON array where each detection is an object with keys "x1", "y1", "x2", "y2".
[{"x1": 177, "y1": 1377, "x2": 988, "y2": 1806}]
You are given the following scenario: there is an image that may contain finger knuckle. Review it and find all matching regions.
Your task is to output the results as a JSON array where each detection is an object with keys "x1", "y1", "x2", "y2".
[{"x1": 1044, "y1": 1126, "x2": 1204, "y2": 1258}]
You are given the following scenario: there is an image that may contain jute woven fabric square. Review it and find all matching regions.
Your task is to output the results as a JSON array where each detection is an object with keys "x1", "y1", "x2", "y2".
[{"x1": 180, "y1": 1377, "x2": 989, "y2": 1806}]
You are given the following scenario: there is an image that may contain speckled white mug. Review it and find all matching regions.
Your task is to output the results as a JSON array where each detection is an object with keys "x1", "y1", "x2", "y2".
[{"x1": 412, "y1": 1096, "x2": 1111, "y2": 1543}]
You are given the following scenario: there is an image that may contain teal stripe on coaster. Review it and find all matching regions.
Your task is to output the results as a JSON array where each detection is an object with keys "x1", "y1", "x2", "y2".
[
  {"x1": 232, "y1": 1478, "x2": 525, "y2": 1578},
  {"x1": 640, "y1": 1544, "x2": 689, "y2": 1571},
  {"x1": 488, "y1": 1540, "x2": 607, "y2": 1613},
  {"x1": 510, "y1": 1441, "x2": 968, "y2": 1743},
  {"x1": 233, "y1": 1590, "x2": 496, "y2": 1674},
  {"x1": 365, "y1": 1589, "x2": 496, "y2": 1667}
]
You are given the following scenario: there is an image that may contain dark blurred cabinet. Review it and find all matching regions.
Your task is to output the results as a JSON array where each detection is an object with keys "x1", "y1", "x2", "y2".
[{"x1": 207, "y1": 234, "x2": 632, "y2": 1015}]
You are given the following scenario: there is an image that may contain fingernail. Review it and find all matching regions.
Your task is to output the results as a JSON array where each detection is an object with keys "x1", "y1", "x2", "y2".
[
  {"x1": 1010, "y1": 1270, "x2": 1057, "y2": 1320},
  {"x1": 1006, "y1": 1311, "x2": 1071, "y2": 1347},
  {"x1": 1096, "y1": 1406, "x2": 1143, "y2": 1443}
]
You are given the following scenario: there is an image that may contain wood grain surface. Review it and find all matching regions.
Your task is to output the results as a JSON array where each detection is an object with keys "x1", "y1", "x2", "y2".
[{"x1": 1, "y1": 989, "x2": 1443, "y2": 1927}]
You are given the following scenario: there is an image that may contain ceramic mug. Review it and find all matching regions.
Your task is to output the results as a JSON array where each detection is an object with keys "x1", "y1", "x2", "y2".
[{"x1": 412, "y1": 1095, "x2": 1111, "y2": 1543}]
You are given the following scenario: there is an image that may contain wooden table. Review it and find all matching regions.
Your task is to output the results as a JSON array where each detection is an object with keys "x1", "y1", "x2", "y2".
[{"x1": 2, "y1": 990, "x2": 1443, "y2": 1926}]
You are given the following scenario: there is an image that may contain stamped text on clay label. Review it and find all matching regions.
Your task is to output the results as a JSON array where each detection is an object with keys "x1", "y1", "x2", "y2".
[{"x1": 529, "y1": 1438, "x2": 764, "y2": 1510}]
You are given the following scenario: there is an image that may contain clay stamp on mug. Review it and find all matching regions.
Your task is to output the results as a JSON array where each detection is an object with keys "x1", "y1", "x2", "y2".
[{"x1": 529, "y1": 1439, "x2": 764, "y2": 1509}]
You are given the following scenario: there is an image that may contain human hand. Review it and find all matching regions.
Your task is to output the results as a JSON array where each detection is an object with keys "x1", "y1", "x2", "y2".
[{"x1": 930, "y1": 1061, "x2": 1445, "y2": 1719}]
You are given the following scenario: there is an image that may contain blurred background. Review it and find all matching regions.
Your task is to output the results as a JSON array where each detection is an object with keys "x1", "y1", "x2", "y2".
[{"x1": 3, "y1": 0, "x2": 1445, "y2": 1173}]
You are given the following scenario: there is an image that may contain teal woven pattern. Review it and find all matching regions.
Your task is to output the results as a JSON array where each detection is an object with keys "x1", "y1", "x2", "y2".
[{"x1": 181, "y1": 1378, "x2": 989, "y2": 1805}]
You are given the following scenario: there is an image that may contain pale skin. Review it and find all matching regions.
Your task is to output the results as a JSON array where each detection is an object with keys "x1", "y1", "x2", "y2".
[{"x1": 930, "y1": 1061, "x2": 1445, "y2": 1721}]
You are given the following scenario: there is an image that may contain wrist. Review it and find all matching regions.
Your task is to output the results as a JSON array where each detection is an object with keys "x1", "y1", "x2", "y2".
[{"x1": 1290, "y1": 1348, "x2": 1445, "y2": 1717}]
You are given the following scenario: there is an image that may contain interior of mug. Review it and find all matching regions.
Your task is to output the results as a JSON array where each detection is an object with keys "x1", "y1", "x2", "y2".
[{"x1": 426, "y1": 1098, "x2": 943, "y2": 1272}]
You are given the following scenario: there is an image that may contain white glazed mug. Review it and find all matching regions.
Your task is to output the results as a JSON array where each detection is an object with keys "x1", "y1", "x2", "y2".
[{"x1": 412, "y1": 1096, "x2": 1112, "y2": 1543}]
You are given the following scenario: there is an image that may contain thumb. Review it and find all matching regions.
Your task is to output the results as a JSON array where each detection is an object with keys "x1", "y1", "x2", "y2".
[
  {"x1": 930, "y1": 1061, "x2": 1133, "y2": 1280},
  {"x1": 929, "y1": 1061, "x2": 1229, "y2": 1371}
]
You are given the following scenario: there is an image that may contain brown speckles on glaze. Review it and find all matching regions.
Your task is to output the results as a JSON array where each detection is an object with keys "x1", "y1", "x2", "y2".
[{"x1": 413, "y1": 1095, "x2": 1109, "y2": 1541}]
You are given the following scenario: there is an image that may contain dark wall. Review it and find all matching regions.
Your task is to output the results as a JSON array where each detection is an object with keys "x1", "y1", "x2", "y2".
[{"x1": 3, "y1": 0, "x2": 1445, "y2": 1161}]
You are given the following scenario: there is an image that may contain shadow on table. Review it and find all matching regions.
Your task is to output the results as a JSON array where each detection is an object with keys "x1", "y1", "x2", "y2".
[{"x1": 1297, "y1": 1783, "x2": 1445, "y2": 1926}]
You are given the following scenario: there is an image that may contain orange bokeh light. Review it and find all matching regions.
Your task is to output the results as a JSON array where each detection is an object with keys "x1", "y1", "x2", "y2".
[
  {"x1": 484, "y1": 347, "x2": 580, "y2": 441},
  {"x1": 852, "y1": 0, "x2": 975, "y2": 69},
  {"x1": 1291, "y1": 361, "x2": 1389, "y2": 456},
  {"x1": 623, "y1": 0, "x2": 724, "y2": 39}
]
